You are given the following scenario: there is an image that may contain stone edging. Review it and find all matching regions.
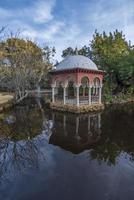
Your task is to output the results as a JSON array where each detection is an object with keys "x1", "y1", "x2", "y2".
[{"x1": 50, "y1": 102, "x2": 104, "y2": 113}]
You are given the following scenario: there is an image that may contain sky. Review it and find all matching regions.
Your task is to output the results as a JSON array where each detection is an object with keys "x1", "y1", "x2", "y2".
[{"x1": 0, "y1": 0, "x2": 134, "y2": 61}]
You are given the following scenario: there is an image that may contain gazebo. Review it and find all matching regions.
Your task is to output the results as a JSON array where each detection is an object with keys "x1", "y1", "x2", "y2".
[{"x1": 50, "y1": 55, "x2": 104, "y2": 110}]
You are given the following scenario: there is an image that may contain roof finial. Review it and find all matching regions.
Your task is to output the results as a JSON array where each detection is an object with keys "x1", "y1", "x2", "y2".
[{"x1": 75, "y1": 47, "x2": 78, "y2": 55}]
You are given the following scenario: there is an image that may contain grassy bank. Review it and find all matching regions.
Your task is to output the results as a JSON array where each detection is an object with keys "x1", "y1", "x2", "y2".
[{"x1": 0, "y1": 93, "x2": 14, "y2": 112}]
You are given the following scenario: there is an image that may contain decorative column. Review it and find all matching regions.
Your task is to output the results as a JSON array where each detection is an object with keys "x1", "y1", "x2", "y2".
[
  {"x1": 88, "y1": 86, "x2": 92, "y2": 105},
  {"x1": 76, "y1": 85, "x2": 80, "y2": 107},
  {"x1": 93, "y1": 86, "x2": 95, "y2": 95},
  {"x1": 63, "y1": 86, "x2": 67, "y2": 105},
  {"x1": 95, "y1": 85, "x2": 98, "y2": 95},
  {"x1": 51, "y1": 85, "x2": 55, "y2": 103},
  {"x1": 99, "y1": 85, "x2": 102, "y2": 104}
]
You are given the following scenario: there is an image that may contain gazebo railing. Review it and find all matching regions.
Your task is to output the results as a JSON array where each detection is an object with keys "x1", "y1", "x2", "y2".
[
  {"x1": 54, "y1": 95, "x2": 99, "y2": 105},
  {"x1": 66, "y1": 98, "x2": 76, "y2": 105},
  {"x1": 91, "y1": 95, "x2": 99, "y2": 103},
  {"x1": 55, "y1": 95, "x2": 63, "y2": 103},
  {"x1": 79, "y1": 96, "x2": 88, "y2": 105}
]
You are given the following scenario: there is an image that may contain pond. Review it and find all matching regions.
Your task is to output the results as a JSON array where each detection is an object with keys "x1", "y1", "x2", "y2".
[{"x1": 0, "y1": 99, "x2": 134, "y2": 200}]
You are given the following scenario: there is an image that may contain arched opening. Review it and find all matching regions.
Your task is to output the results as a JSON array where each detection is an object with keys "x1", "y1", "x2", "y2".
[
  {"x1": 92, "y1": 77, "x2": 101, "y2": 102},
  {"x1": 81, "y1": 76, "x2": 89, "y2": 86},
  {"x1": 80, "y1": 76, "x2": 89, "y2": 98},
  {"x1": 93, "y1": 77, "x2": 100, "y2": 86},
  {"x1": 57, "y1": 82, "x2": 63, "y2": 101},
  {"x1": 67, "y1": 81, "x2": 75, "y2": 98}
]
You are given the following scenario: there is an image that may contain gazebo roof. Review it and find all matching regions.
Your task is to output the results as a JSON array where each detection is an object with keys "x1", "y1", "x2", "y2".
[{"x1": 54, "y1": 55, "x2": 98, "y2": 71}]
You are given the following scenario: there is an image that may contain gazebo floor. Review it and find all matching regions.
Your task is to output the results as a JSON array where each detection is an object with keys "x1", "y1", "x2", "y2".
[{"x1": 50, "y1": 102, "x2": 104, "y2": 113}]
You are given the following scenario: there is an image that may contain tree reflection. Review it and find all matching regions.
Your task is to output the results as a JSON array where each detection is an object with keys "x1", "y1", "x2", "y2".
[
  {"x1": 89, "y1": 104, "x2": 134, "y2": 165},
  {"x1": 0, "y1": 101, "x2": 134, "y2": 181},
  {"x1": 90, "y1": 143, "x2": 121, "y2": 166},
  {"x1": 49, "y1": 112, "x2": 102, "y2": 154},
  {"x1": 0, "y1": 100, "x2": 52, "y2": 182},
  {"x1": 49, "y1": 104, "x2": 134, "y2": 166}
]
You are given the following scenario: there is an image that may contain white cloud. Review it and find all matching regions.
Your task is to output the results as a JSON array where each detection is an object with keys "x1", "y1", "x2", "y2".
[
  {"x1": 41, "y1": 21, "x2": 65, "y2": 40},
  {"x1": 0, "y1": 0, "x2": 134, "y2": 62},
  {"x1": 21, "y1": 21, "x2": 65, "y2": 42},
  {"x1": 0, "y1": 0, "x2": 56, "y2": 24},
  {"x1": 21, "y1": 28, "x2": 37, "y2": 40},
  {"x1": 33, "y1": 0, "x2": 55, "y2": 23},
  {"x1": 85, "y1": 0, "x2": 134, "y2": 36},
  {"x1": 20, "y1": 22, "x2": 84, "y2": 61}
]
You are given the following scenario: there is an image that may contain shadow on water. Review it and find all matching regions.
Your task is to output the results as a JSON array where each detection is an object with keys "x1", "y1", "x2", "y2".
[
  {"x1": 0, "y1": 98, "x2": 103, "y2": 180},
  {"x1": 0, "y1": 98, "x2": 134, "y2": 199},
  {"x1": 49, "y1": 112, "x2": 102, "y2": 154},
  {"x1": 49, "y1": 103, "x2": 134, "y2": 166}
]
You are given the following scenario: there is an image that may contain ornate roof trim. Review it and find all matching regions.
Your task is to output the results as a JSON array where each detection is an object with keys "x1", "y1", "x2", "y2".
[{"x1": 50, "y1": 67, "x2": 104, "y2": 75}]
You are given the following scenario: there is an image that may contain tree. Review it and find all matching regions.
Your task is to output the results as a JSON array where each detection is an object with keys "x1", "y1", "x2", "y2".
[
  {"x1": 118, "y1": 49, "x2": 134, "y2": 88},
  {"x1": 62, "y1": 47, "x2": 75, "y2": 57},
  {"x1": 0, "y1": 36, "x2": 53, "y2": 102},
  {"x1": 90, "y1": 30, "x2": 132, "y2": 93},
  {"x1": 43, "y1": 46, "x2": 56, "y2": 62},
  {"x1": 78, "y1": 46, "x2": 92, "y2": 58},
  {"x1": 62, "y1": 46, "x2": 92, "y2": 58}
]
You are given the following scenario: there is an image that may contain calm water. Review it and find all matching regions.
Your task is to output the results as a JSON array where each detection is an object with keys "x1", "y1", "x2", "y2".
[{"x1": 0, "y1": 99, "x2": 134, "y2": 200}]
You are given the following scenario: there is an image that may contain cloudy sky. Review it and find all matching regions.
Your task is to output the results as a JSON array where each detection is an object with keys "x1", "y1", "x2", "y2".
[{"x1": 0, "y1": 0, "x2": 134, "y2": 61}]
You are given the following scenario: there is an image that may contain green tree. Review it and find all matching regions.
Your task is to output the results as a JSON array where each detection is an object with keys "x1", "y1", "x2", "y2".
[
  {"x1": 118, "y1": 49, "x2": 134, "y2": 90},
  {"x1": 62, "y1": 46, "x2": 92, "y2": 58},
  {"x1": 0, "y1": 37, "x2": 53, "y2": 102},
  {"x1": 90, "y1": 30, "x2": 132, "y2": 93},
  {"x1": 62, "y1": 47, "x2": 75, "y2": 57}
]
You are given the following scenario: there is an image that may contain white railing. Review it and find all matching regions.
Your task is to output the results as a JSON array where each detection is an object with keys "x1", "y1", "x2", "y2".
[
  {"x1": 79, "y1": 96, "x2": 88, "y2": 105},
  {"x1": 91, "y1": 95, "x2": 99, "y2": 103},
  {"x1": 55, "y1": 96, "x2": 99, "y2": 105},
  {"x1": 66, "y1": 99, "x2": 76, "y2": 105}
]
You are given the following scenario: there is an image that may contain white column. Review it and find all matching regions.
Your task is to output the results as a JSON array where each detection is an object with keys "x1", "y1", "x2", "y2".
[
  {"x1": 95, "y1": 86, "x2": 98, "y2": 95},
  {"x1": 88, "y1": 86, "x2": 92, "y2": 105},
  {"x1": 76, "y1": 85, "x2": 80, "y2": 107},
  {"x1": 52, "y1": 86, "x2": 55, "y2": 103},
  {"x1": 99, "y1": 86, "x2": 102, "y2": 104},
  {"x1": 93, "y1": 86, "x2": 95, "y2": 95},
  {"x1": 94, "y1": 86, "x2": 96, "y2": 95},
  {"x1": 63, "y1": 86, "x2": 66, "y2": 105}
]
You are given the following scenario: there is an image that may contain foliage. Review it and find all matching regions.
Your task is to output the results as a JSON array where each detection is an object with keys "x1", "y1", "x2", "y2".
[
  {"x1": 90, "y1": 30, "x2": 133, "y2": 93},
  {"x1": 62, "y1": 30, "x2": 134, "y2": 99},
  {"x1": 62, "y1": 46, "x2": 92, "y2": 58},
  {"x1": 0, "y1": 34, "x2": 54, "y2": 102}
]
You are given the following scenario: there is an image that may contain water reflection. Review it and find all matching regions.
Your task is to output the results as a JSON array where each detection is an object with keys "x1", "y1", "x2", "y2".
[
  {"x1": 50, "y1": 112, "x2": 102, "y2": 154},
  {"x1": 0, "y1": 104, "x2": 52, "y2": 182},
  {"x1": 0, "y1": 101, "x2": 134, "y2": 184},
  {"x1": 90, "y1": 104, "x2": 134, "y2": 166}
]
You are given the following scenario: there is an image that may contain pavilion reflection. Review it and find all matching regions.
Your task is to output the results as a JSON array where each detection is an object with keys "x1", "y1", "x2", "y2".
[{"x1": 49, "y1": 112, "x2": 102, "y2": 154}]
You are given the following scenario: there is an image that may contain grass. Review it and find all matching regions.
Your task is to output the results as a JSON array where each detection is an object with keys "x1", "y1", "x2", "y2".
[{"x1": 0, "y1": 92, "x2": 13, "y2": 105}]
